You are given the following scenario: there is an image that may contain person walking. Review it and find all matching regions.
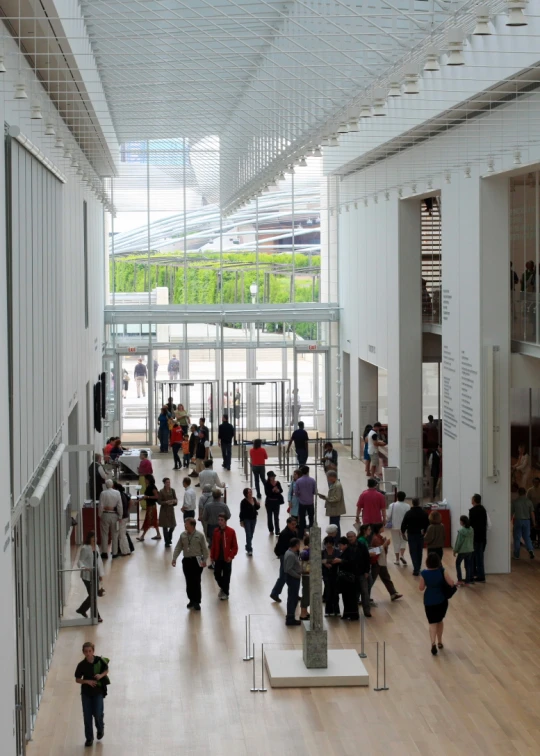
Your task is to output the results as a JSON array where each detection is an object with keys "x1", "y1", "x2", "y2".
[
  {"x1": 469, "y1": 493, "x2": 488, "y2": 582},
  {"x1": 201, "y1": 489, "x2": 231, "y2": 550},
  {"x1": 181, "y1": 476, "x2": 197, "y2": 520},
  {"x1": 171, "y1": 517, "x2": 208, "y2": 610},
  {"x1": 419, "y1": 551, "x2": 456, "y2": 655},
  {"x1": 322, "y1": 536, "x2": 341, "y2": 617},
  {"x1": 287, "y1": 421, "x2": 309, "y2": 466},
  {"x1": 112, "y1": 481, "x2": 131, "y2": 557},
  {"x1": 429, "y1": 445, "x2": 442, "y2": 501},
  {"x1": 511, "y1": 487, "x2": 536, "y2": 560},
  {"x1": 218, "y1": 414, "x2": 235, "y2": 471},
  {"x1": 136, "y1": 474, "x2": 161, "y2": 541},
  {"x1": 295, "y1": 465, "x2": 317, "y2": 536},
  {"x1": 239, "y1": 487, "x2": 260, "y2": 556},
  {"x1": 187, "y1": 424, "x2": 199, "y2": 477},
  {"x1": 153, "y1": 358, "x2": 159, "y2": 382},
  {"x1": 198, "y1": 459, "x2": 224, "y2": 491},
  {"x1": 283, "y1": 537, "x2": 302, "y2": 625},
  {"x1": 369, "y1": 524, "x2": 403, "y2": 602},
  {"x1": 401, "y1": 498, "x2": 429, "y2": 576},
  {"x1": 317, "y1": 470, "x2": 345, "y2": 537},
  {"x1": 264, "y1": 470, "x2": 284, "y2": 535},
  {"x1": 75, "y1": 641, "x2": 109, "y2": 747},
  {"x1": 158, "y1": 477, "x2": 177, "y2": 547},
  {"x1": 334, "y1": 537, "x2": 360, "y2": 621},
  {"x1": 356, "y1": 478, "x2": 386, "y2": 527},
  {"x1": 299, "y1": 535, "x2": 310, "y2": 621},
  {"x1": 249, "y1": 439, "x2": 268, "y2": 499},
  {"x1": 98, "y1": 480, "x2": 122, "y2": 560},
  {"x1": 362, "y1": 424, "x2": 373, "y2": 476},
  {"x1": 157, "y1": 406, "x2": 171, "y2": 453},
  {"x1": 453, "y1": 515, "x2": 475, "y2": 585},
  {"x1": 168, "y1": 354, "x2": 180, "y2": 382},
  {"x1": 193, "y1": 429, "x2": 211, "y2": 478},
  {"x1": 321, "y1": 442, "x2": 338, "y2": 473},
  {"x1": 88, "y1": 453, "x2": 107, "y2": 501},
  {"x1": 270, "y1": 516, "x2": 299, "y2": 602},
  {"x1": 210, "y1": 514, "x2": 238, "y2": 600},
  {"x1": 134, "y1": 357, "x2": 147, "y2": 398},
  {"x1": 387, "y1": 491, "x2": 410, "y2": 565},
  {"x1": 170, "y1": 423, "x2": 184, "y2": 470},
  {"x1": 288, "y1": 469, "x2": 300, "y2": 519},
  {"x1": 76, "y1": 531, "x2": 103, "y2": 622},
  {"x1": 424, "y1": 511, "x2": 445, "y2": 562},
  {"x1": 122, "y1": 368, "x2": 129, "y2": 399},
  {"x1": 197, "y1": 483, "x2": 213, "y2": 524}
]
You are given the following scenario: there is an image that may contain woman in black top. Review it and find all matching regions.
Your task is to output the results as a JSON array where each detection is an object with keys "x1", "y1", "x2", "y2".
[
  {"x1": 321, "y1": 536, "x2": 341, "y2": 617},
  {"x1": 264, "y1": 471, "x2": 284, "y2": 536},
  {"x1": 334, "y1": 537, "x2": 360, "y2": 621},
  {"x1": 137, "y1": 475, "x2": 160, "y2": 541},
  {"x1": 239, "y1": 487, "x2": 260, "y2": 556}
]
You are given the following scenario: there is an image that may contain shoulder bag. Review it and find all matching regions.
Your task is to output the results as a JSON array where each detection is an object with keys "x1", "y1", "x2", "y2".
[
  {"x1": 440, "y1": 568, "x2": 457, "y2": 600},
  {"x1": 386, "y1": 503, "x2": 394, "y2": 529}
]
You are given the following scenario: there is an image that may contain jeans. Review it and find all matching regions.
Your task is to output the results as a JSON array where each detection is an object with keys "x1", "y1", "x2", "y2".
[
  {"x1": 272, "y1": 556, "x2": 286, "y2": 596},
  {"x1": 81, "y1": 693, "x2": 104, "y2": 743},
  {"x1": 473, "y1": 541, "x2": 486, "y2": 580},
  {"x1": 78, "y1": 579, "x2": 101, "y2": 620},
  {"x1": 428, "y1": 546, "x2": 443, "y2": 561},
  {"x1": 221, "y1": 442, "x2": 232, "y2": 470},
  {"x1": 298, "y1": 504, "x2": 314, "y2": 536},
  {"x1": 371, "y1": 564, "x2": 397, "y2": 596},
  {"x1": 456, "y1": 552, "x2": 473, "y2": 583},
  {"x1": 514, "y1": 518, "x2": 533, "y2": 557},
  {"x1": 265, "y1": 501, "x2": 281, "y2": 534},
  {"x1": 243, "y1": 519, "x2": 256, "y2": 552},
  {"x1": 407, "y1": 532, "x2": 424, "y2": 573},
  {"x1": 358, "y1": 574, "x2": 371, "y2": 616},
  {"x1": 323, "y1": 570, "x2": 340, "y2": 615},
  {"x1": 183, "y1": 453, "x2": 191, "y2": 468},
  {"x1": 285, "y1": 574, "x2": 300, "y2": 621},
  {"x1": 252, "y1": 465, "x2": 265, "y2": 498},
  {"x1": 183, "y1": 510, "x2": 195, "y2": 521},
  {"x1": 329, "y1": 515, "x2": 341, "y2": 539},
  {"x1": 213, "y1": 559, "x2": 232, "y2": 595},
  {"x1": 296, "y1": 449, "x2": 308, "y2": 466},
  {"x1": 182, "y1": 557, "x2": 203, "y2": 604},
  {"x1": 172, "y1": 443, "x2": 182, "y2": 468},
  {"x1": 163, "y1": 526, "x2": 175, "y2": 546}
]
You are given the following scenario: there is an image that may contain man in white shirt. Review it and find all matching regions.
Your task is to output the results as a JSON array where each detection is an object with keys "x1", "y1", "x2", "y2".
[
  {"x1": 181, "y1": 477, "x2": 197, "y2": 520},
  {"x1": 367, "y1": 422, "x2": 385, "y2": 478},
  {"x1": 197, "y1": 459, "x2": 224, "y2": 491},
  {"x1": 98, "y1": 480, "x2": 122, "y2": 560}
]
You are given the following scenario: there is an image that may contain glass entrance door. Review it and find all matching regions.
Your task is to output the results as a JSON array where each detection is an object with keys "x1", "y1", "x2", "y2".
[
  {"x1": 154, "y1": 380, "x2": 219, "y2": 444},
  {"x1": 119, "y1": 352, "x2": 151, "y2": 443},
  {"x1": 226, "y1": 379, "x2": 290, "y2": 443}
]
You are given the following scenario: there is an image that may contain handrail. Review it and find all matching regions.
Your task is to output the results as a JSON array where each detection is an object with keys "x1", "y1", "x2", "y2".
[{"x1": 29, "y1": 444, "x2": 66, "y2": 507}]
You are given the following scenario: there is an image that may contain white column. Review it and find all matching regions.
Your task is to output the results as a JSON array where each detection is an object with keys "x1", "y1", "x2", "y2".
[
  {"x1": 386, "y1": 198, "x2": 423, "y2": 496},
  {"x1": 442, "y1": 171, "x2": 510, "y2": 573}
]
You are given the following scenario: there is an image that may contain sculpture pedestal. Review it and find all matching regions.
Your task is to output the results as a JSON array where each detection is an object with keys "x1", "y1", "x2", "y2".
[
  {"x1": 264, "y1": 649, "x2": 369, "y2": 688},
  {"x1": 302, "y1": 621, "x2": 328, "y2": 668}
]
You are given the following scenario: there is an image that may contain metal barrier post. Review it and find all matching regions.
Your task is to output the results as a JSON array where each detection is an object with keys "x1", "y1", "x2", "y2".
[
  {"x1": 277, "y1": 434, "x2": 282, "y2": 469},
  {"x1": 374, "y1": 641, "x2": 382, "y2": 691},
  {"x1": 382, "y1": 641, "x2": 389, "y2": 690},
  {"x1": 359, "y1": 612, "x2": 367, "y2": 658},
  {"x1": 243, "y1": 615, "x2": 253, "y2": 661},
  {"x1": 258, "y1": 643, "x2": 267, "y2": 692},
  {"x1": 350, "y1": 431, "x2": 354, "y2": 459},
  {"x1": 250, "y1": 644, "x2": 258, "y2": 692}
]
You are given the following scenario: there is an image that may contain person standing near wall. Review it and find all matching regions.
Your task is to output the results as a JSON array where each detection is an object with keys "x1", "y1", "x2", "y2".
[
  {"x1": 511, "y1": 488, "x2": 536, "y2": 560},
  {"x1": 401, "y1": 498, "x2": 429, "y2": 576},
  {"x1": 75, "y1": 642, "x2": 109, "y2": 747},
  {"x1": 469, "y1": 493, "x2": 488, "y2": 582},
  {"x1": 88, "y1": 454, "x2": 107, "y2": 501},
  {"x1": 287, "y1": 421, "x2": 309, "y2": 466},
  {"x1": 453, "y1": 516, "x2": 475, "y2": 585},
  {"x1": 112, "y1": 481, "x2": 131, "y2": 557},
  {"x1": 283, "y1": 537, "x2": 302, "y2": 625},
  {"x1": 218, "y1": 414, "x2": 235, "y2": 471},
  {"x1": 387, "y1": 491, "x2": 410, "y2": 565},
  {"x1": 98, "y1": 480, "x2": 122, "y2": 560},
  {"x1": 317, "y1": 470, "x2": 345, "y2": 537},
  {"x1": 158, "y1": 477, "x2": 177, "y2": 548},
  {"x1": 429, "y1": 445, "x2": 442, "y2": 502},
  {"x1": 134, "y1": 357, "x2": 147, "y2": 398}
]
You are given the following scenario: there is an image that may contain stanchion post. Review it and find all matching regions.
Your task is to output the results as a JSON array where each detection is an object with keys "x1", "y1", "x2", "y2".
[
  {"x1": 250, "y1": 643, "x2": 258, "y2": 692},
  {"x1": 350, "y1": 431, "x2": 354, "y2": 459},
  {"x1": 359, "y1": 611, "x2": 367, "y2": 658},
  {"x1": 382, "y1": 641, "x2": 389, "y2": 690},
  {"x1": 243, "y1": 615, "x2": 253, "y2": 661},
  {"x1": 374, "y1": 641, "x2": 382, "y2": 691},
  {"x1": 258, "y1": 643, "x2": 267, "y2": 692}
]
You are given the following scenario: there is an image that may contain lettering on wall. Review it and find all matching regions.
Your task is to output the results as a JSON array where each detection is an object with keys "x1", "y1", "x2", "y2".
[
  {"x1": 460, "y1": 350, "x2": 478, "y2": 431},
  {"x1": 442, "y1": 288, "x2": 452, "y2": 321},
  {"x1": 443, "y1": 345, "x2": 457, "y2": 439}
]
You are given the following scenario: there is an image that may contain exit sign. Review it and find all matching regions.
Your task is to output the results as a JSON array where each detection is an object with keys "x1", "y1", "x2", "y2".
[
  {"x1": 128, "y1": 347, "x2": 137, "y2": 353},
  {"x1": 308, "y1": 344, "x2": 317, "y2": 351}
]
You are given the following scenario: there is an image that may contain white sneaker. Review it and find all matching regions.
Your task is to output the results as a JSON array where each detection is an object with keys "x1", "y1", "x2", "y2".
[
  {"x1": 220, "y1": 593, "x2": 229, "y2": 600},
  {"x1": 217, "y1": 589, "x2": 225, "y2": 598}
]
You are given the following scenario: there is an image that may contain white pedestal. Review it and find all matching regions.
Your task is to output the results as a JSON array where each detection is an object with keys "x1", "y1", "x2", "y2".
[{"x1": 264, "y1": 649, "x2": 369, "y2": 688}]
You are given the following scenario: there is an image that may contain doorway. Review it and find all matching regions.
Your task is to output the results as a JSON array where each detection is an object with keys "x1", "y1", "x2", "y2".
[
  {"x1": 226, "y1": 379, "x2": 290, "y2": 443},
  {"x1": 154, "y1": 380, "x2": 219, "y2": 444}
]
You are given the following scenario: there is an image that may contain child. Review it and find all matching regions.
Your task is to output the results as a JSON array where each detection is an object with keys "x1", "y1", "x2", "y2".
[
  {"x1": 181, "y1": 436, "x2": 191, "y2": 468},
  {"x1": 424, "y1": 510, "x2": 445, "y2": 561},
  {"x1": 288, "y1": 469, "x2": 300, "y2": 518},
  {"x1": 453, "y1": 515, "x2": 475, "y2": 585}
]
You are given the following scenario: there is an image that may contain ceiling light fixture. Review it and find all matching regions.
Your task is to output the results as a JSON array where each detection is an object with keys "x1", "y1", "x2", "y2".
[
  {"x1": 337, "y1": 122, "x2": 349, "y2": 134},
  {"x1": 464, "y1": 165, "x2": 471, "y2": 178},
  {"x1": 320, "y1": 135, "x2": 331, "y2": 147},
  {"x1": 372, "y1": 89, "x2": 387, "y2": 116},
  {"x1": 473, "y1": 5, "x2": 492, "y2": 34},
  {"x1": 312, "y1": 147, "x2": 322, "y2": 157},
  {"x1": 506, "y1": 0, "x2": 528, "y2": 26},
  {"x1": 297, "y1": 156, "x2": 307, "y2": 167},
  {"x1": 487, "y1": 157, "x2": 495, "y2": 173},
  {"x1": 45, "y1": 121, "x2": 55, "y2": 136},
  {"x1": 0, "y1": 55, "x2": 6, "y2": 73},
  {"x1": 359, "y1": 103, "x2": 372, "y2": 118},
  {"x1": 514, "y1": 150, "x2": 522, "y2": 165},
  {"x1": 328, "y1": 134, "x2": 340, "y2": 146},
  {"x1": 14, "y1": 82, "x2": 27, "y2": 99},
  {"x1": 388, "y1": 81, "x2": 401, "y2": 97},
  {"x1": 55, "y1": 136, "x2": 64, "y2": 149},
  {"x1": 446, "y1": 30, "x2": 465, "y2": 66},
  {"x1": 30, "y1": 104, "x2": 42, "y2": 119},
  {"x1": 403, "y1": 65, "x2": 420, "y2": 94},
  {"x1": 424, "y1": 48, "x2": 440, "y2": 72},
  {"x1": 347, "y1": 118, "x2": 359, "y2": 132}
]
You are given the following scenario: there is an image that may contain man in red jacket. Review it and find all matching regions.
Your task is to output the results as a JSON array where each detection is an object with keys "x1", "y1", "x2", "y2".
[{"x1": 210, "y1": 513, "x2": 238, "y2": 600}]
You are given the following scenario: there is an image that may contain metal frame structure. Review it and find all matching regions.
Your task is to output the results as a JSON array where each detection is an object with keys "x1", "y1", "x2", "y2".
[
  {"x1": 226, "y1": 378, "x2": 290, "y2": 444},
  {"x1": 154, "y1": 379, "x2": 219, "y2": 445}
]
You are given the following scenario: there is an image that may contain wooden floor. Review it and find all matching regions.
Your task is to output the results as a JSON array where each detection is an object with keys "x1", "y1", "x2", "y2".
[{"x1": 27, "y1": 449, "x2": 540, "y2": 756}]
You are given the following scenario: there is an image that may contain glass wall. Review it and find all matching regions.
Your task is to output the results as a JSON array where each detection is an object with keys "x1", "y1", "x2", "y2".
[
  {"x1": 510, "y1": 173, "x2": 538, "y2": 344},
  {"x1": 421, "y1": 196, "x2": 442, "y2": 326}
]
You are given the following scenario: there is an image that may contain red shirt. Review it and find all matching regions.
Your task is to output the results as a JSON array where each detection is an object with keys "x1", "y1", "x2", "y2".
[
  {"x1": 356, "y1": 488, "x2": 386, "y2": 524},
  {"x1": 138, "y1": 458, "x2": 153, "y2": 476},
  {"x1": 250, "y1": 447, "x2": 268, "y2": 466},
  {"x1": 210, "y1": 526, "x2": 239, "y2": 562},
  {"x1": 170, "y1": 426, "x2": 183, "y2": 445},
  {"x1": 104, "y1": 443, "x2": 114, "y2": 458}
]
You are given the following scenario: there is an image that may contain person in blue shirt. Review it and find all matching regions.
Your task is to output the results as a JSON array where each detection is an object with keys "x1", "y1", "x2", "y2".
[{"x1": 419, "y1": 551, "x2": 456, "y2": 656}]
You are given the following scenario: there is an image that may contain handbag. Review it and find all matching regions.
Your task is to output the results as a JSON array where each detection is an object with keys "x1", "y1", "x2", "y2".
[
  {"x1": 386, "y1": 503, "x2": 394, "y2": 530},
  {"x1": 337, "y1": 568, "x2": 356, "y2": 584},
  {"x1": 440, "y1": 569, "x2": 457, "y2": 599}
]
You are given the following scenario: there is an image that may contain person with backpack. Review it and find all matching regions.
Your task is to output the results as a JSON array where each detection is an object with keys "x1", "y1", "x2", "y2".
[
  {"x1": 75, "y1": 641, "x2": 110, "y2": 746},
  {"x1": 453, "y1": 515, "x2": 475, "y2": 585}
]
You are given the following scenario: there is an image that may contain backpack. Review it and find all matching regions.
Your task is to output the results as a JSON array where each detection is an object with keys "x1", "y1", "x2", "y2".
[{"x1": 93, "y1": 656, "x2": 111, "y2": 696}]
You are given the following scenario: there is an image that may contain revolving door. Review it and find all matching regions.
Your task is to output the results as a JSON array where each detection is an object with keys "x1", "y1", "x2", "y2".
[
  {"x1": 226, "y1": 379, "x2": 290, "y2": 443},
  {"x1": 154, "y1": 380, "x2": 218, "y2": 444}
]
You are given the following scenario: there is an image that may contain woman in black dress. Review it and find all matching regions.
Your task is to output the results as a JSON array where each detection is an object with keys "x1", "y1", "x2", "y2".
[
  {"x1": 419, "y1": 551, "x2": 456, "y2": 655},
  {"x1": 136, "y1": 474, "x2": 161, "y2": 541},
  {"x1": 264, "y1": 471, "x2": 284, "y2": 536},
  {"x1": 335, "y1": 536, "x2": 360, "y2": 621}
]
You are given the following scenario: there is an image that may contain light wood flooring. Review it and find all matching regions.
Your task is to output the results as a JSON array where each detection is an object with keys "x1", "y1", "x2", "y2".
[{"x1": 27, "y1": 448, "x2": 540, "y2": 756}]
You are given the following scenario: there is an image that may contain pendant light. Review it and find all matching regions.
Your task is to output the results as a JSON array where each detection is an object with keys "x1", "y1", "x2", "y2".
[
  {"x1": 506, "y1": 0, "x2": 527, "y2": 26},
  {"x1": 372, "y1": 89, "x2": 387, "y2": 116},
  {"x1": 359, "y1": 102, "x2": 372, "y2": 118},
  {"x1": 446, "y1": 30, "x2": 465, "y2": 66},
  {"x1": 45, "y1": 121, "x2": 55, "y2": 136},
  {"x1": 388, "y1": 81, "x2": 401, "y2": 97},
  {"x1": 403, "y1": 65, "x2": 420, "y2": 94},
  {"x1": 14, "y1": 82, "x2": 27, "y2": 99},
  {"x1": 31, "y1": 104, "x2": 43, "y2": 119},
  {"x1": 55, "y1": 136, "x2": 64, "y2": 149},
  {"x1": 424, "y1": 48, "x2": 440, "y2": 72},
  {"x1": 473, "y1": 6, "x2": 492, "y2": 35},
  {"x1": 347, "y1": 118, "x2": 359, "y2": 132},
  {"x1": 0, "y1": 55, "x2": 6, "y2": 73}
]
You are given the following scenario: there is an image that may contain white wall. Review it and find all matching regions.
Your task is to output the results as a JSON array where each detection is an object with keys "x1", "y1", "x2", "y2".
[
  {"x1": 336, "y1": 86, "x2": 529, "y2": 573},
  {"x1": 0, "y1": 31, "x2": 106, "y2": 754}
]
